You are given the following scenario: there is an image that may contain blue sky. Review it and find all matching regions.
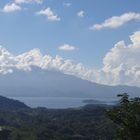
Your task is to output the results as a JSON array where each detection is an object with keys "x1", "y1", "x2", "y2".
[{"x1": 0, "y1": 0, "x2": 140, "y2": 69}]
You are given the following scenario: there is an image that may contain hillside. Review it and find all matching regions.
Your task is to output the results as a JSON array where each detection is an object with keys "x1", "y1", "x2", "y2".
[
  {"x1": 0, "y1": 95, "x2": 29, "y2": 111},
  {"x1": 0, "y1": 96, "x2": 116, "y2": 140},
  {"x1": 0, "y1": 67, "x2": 140, "y2": 98}
]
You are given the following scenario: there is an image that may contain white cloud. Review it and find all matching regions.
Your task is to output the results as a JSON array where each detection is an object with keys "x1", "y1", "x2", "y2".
[
  {"x1": 88, "y1": 30, "x2": 140, "y2": 87},
  {"x1": 3, "y1": 3, "x2": 21, "y2": 13},
  {"x1": 58, "y1": 44, "x2": 77, "y2": 51},
  {"x1": 1, "y1": 30, "x2": 140, "y2": 87},
  {"x1": 0, "y1": 46, "x2": 87, "y2": 79},
  {"x1": 15, "y1": 0, "x2": 43, "y2": 4},
  {"x1": 0, "y1": 46, "x2": 16, "y2": 74},
  {"x1": 63, "y1": 2, "x2": 71, "y2": 7},
  {"x1": 77, "y1": 10, "x2": 85, "y2": 18},
  {"x1": 3, "y1": 0, "x2": 42, "y2": 13},
  {"x1": 90, "y1": 12, "x2": 140, "y2": 30},
  {"x1": 36, "y1": 7, "x2": 60, "y2": 21}
]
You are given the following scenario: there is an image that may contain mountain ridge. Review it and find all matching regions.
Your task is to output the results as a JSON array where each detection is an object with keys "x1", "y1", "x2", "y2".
[
  {"x1": 0, "y1": 95, "x2": 29, "y2": 111},
  {"x1": 0, "y1": 67, "x2": 139, "y2": 98}
]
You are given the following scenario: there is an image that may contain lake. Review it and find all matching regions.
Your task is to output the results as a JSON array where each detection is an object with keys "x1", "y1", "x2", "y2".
[
  {"x1": 10, "y1": 97, "x2": 117, "y2": 109},
  {"x1": 10, "y1": 97, "x2": 116, "y2": 109}
]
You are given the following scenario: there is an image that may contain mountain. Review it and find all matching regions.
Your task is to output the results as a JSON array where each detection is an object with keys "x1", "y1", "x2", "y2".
[
  {"x1": 0, "y1": 67, "x2": 140, "y2": 98},
  {"x1": 0, "y1": 95, "x2": 29, "y2": 111}
]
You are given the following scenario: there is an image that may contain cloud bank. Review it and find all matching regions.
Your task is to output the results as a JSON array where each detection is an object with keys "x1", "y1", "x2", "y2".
[
  {"x1": 97, "y1": 30, "x2": 140, "y2": 86},
  {"x1": 90, "y1": 12, "x2": 140, "y2": 30},
  {"x1": 0, "y1": 30, "x2": 140, "y2": 87}
]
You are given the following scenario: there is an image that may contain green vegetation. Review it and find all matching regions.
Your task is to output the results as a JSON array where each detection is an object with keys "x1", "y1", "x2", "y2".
[
  {"x1": 0, "y1": 96, "x2": 29, "y2": 111},
  {"x1": 0, "y1": 105, "x2": 116, "y2": 140},
  {"x1": 107, "y1": 93, "x2": 140, "y2": 140},
  {"x1": 0, "y1": 94, "x2": 140, "y2": 140}
]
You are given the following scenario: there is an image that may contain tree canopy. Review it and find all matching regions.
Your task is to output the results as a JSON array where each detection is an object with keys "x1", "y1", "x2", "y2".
[{"x1": 107, "y1": 93, "x2": 140, "y2": 140}]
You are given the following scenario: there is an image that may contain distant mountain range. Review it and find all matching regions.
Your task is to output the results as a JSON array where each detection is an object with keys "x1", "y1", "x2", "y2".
[{"x1": 0, "y1": 67, "x2": 140, "y2": 98}]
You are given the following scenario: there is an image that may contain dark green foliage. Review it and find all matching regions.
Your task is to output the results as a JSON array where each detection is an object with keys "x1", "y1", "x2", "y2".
[
  {"x1": 0, "y1": 105, "x2": 116, "y2": 140},
  {"x1": 106, "y1": 93, "x2": 140, "y2": 140},
  {"x1": 0, "y1": 96, "x2": 29, "y2": 111},
  {"x1": 0, "y1": 128, "x2": 11, "y2": 140}
]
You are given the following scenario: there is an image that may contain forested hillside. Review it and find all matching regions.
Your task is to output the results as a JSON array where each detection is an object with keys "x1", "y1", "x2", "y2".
[
  {"x1": 0, "y1": 94, "x2": 140, "y2": 140},
  {"x1": 0, "y1": 96, "x2": 116, "y2": 140}
]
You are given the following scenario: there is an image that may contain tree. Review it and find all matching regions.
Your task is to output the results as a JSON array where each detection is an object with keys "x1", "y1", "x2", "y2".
[
  {"x1": 106, "y1": 93, "x2": 140, "y2": 140},
  {"x1": 0, "y1": 129, "x2": 11, "y2": 140}
]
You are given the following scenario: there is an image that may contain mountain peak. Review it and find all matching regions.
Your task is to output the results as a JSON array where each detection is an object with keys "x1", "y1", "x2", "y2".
[{"x1": 0, "y1": 69, "x2": 139, "y2": 98}]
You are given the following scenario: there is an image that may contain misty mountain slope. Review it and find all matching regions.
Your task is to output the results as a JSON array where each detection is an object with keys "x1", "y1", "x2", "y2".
[{"x1": 0, "y1": 67, "x2": 140, "y2": 98}]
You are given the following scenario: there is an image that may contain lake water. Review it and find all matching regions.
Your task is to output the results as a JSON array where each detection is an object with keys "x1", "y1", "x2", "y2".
[{"x1": 10, "y1": 97, "x2": 117, "y2": 109}]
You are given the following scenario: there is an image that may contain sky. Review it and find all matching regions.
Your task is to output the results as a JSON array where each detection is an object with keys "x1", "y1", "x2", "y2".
[{"x1": 0, "y1": 0, "x2": 140, "y2": 87}]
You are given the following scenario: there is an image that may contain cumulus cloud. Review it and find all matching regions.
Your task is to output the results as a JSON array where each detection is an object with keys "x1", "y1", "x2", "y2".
[
  {"x1": 36, "y1": 7, "x2": 60, "y2": 21},
  {"x1": 0, "y1": 46, "x2": 87, "y2": 79},
  {"x1": 90, "y1": 12, "x2": 140, "y2": 30},
  {"x1": 0, "y1": 47, "x2": 16, "y2": 74},
  {"x1": 1, "y1": 30, "x2": 140, "y2": 87},
  {"x1": 92, "y1": 30, "x2": 140, "y2": 87},
  {"x1": 77, "y1": 10, "x2": 85, "y2": 18},
  {"x1": 58, "y1": 44, "x2": 77, "y2": 51},
  {"x1": 3, "y1": 0, "x2": 43, "y2": 13},
  {"x1": 3, "y1": 3, "x2": 21, "y2": 13}
]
